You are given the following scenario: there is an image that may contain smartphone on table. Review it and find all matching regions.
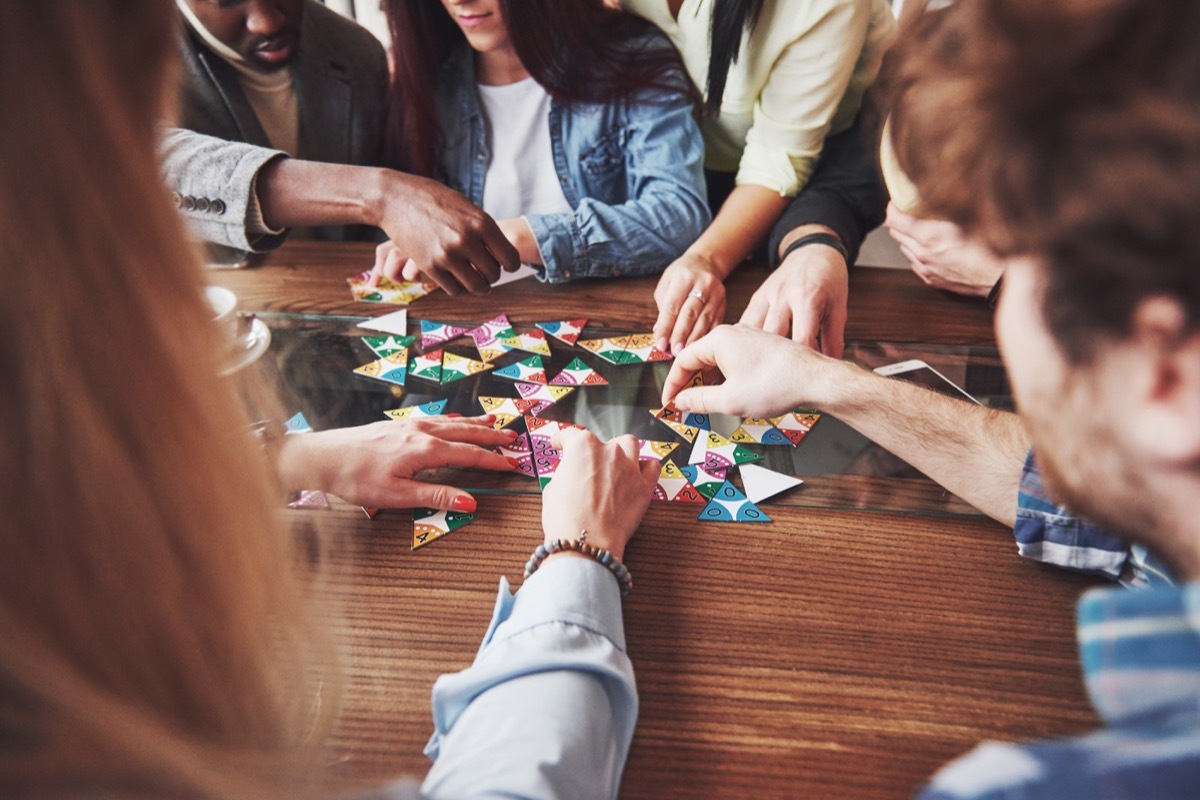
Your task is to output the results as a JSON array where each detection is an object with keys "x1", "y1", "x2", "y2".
[{"x1": 873, "y1": 359, "x2": 981, "y2": 405}]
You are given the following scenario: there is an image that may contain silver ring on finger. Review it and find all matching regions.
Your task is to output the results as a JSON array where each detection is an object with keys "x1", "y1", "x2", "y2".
[{"x1": 687, "y1": 289, "x2": 706, "y2": 305}]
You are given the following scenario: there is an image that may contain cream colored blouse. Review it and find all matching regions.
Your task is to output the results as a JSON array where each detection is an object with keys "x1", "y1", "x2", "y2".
[{"x1": 622, "y1": 0, "x2": 896, "y2": 196}]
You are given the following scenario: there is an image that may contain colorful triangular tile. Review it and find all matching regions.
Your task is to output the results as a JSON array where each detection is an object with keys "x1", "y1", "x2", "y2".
[
  {"x1": 697, "y1": 481, "x2": 770, "y2": 523},
  {"x1": 549, "y1": 357, "x2": 608, "y2": 386},
  {"x1": 638, "y1": 439, "x2": 679, "y2": 462},
  {"x1": 288, "y1": 489, "x2": 330, "y2": 510},
  {"x1": 514, "y1": 381, "x2": 574, "y2": 406},
  {"x1": 408, "y1": 348, "x2": 443, "y2": 382},
  {"x1": 357, "y1": 308, "x2": 409, "y2": 336},
  {"x1": 384, "y1": 399, "x2": 448, "y2": 420},
  {"x1": 678, "y1": 464, "x2": 728, "y2": 500},
  {"x1": 492, "y1": 432, "x2": 536, "y2": 478},
  {"x1": 497, "y1": 328, "x2": 552, "y2": 356},
  {"x1": 699, "y1": 430, "x2": 763, "y2": 471},
  {"x1": 525, "y1": 416, "x2": 586, "y2": 490},
  {"x1": 353, "y1": 351, "x2": 408, "y2": 386},
  {"x1": 419, "y1": 319, "x2": 470, "y2": 348},
  {"x1": 772, "y1": 410, "x2": 823, "y2": 446},
  {"x1": 739, "y1": 464, "x2": 804, "y2": 504},
  {"x1": 494, "y1": 355, "x2": 547, "y2": 384},
  {"x1": 347, "y1": 272, "x2": 436, "y2": 304},
  {"x1": 362, "y1": 334, "x2": 415, "y2": 357},
  {"x1": 284, "y1": 412, "x2": 313, "y2": 434},
  {"x1": 730, "y1": 417, "x2": 792, "y2": 446},
  {"x1": 470, "y1": 314, "x2": 516, "y2": 362},
  {"x1": 536, "y1": 318, "x2": 587, "y2": 346},
  {"x1": 478, "y1": 396, "x2": 552, "y2": 426},
  {"x1": 613, "y1": 333, "x2": 672, "y2": 363},
  {"x1": 653, "y1": 461, "x2": 707, "y2": 503},
  {"x1": 440, "y1": 351, "x2": 494, "y2": 383},
  {"x1": 412, "y1": 507, "x2": 477, "y2": 550},
  {"x1": 577, "y1": 337, "x2": 640, "y2": 364}
]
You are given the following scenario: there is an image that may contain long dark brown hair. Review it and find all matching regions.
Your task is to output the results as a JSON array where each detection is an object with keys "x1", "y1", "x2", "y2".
[
  {"x1": 706, "y1": 0, "x2": 765, "y2": 116},
  {"x1": 383, "y1": 0, "x2": 691, "y2": 177}
]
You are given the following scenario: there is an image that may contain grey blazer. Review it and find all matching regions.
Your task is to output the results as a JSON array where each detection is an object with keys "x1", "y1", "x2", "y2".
[{"x1": 161, "y1": 0, "x2": 388, "y2": 251}]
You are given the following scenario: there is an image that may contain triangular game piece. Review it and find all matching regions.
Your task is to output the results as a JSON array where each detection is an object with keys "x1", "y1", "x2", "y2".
[
  {"x1": 384, "y1": 399, "x2": 448, "y2": 420},
  {"x1": 536, "y1": 318, "x2": 587, "y2": 346},
  {"x1": 357, "y1": 308, "x2": 409, "y2": 336},
  {"x1": 419, "y1": 319, "x2": 470, "y2": 349},
  {"x1": 577, "y1": 337, "x2": 639, "y2": 364},
  {"x1": 772, "y1": 410, "x2": 823, "y2": 446},
  {"x1": 730, "y1": 417, "x2": 791, "y2": 446},
  {"x1": 492, "y1": 432, "x2": 536, "y2": 478},
  {"x1": 362, "y1": 334, "x2": 415, "y2": 357},
  {"x1": 353, "y1": 351, "x2": 408, "y2": 386},
  {"x1": 613, "y1": 333, "x2": 672, "y2": 363},
  {"x1": 549, "y1": 357, "x2": 608, "y2": 386},
  {"x1": 678, "y1": 464, "x2": 728, "y2": 499},
  {"x1": 514, "y1": 381, "x2": 574, "y2": 405},
  {"x1": 739, "y1": 464, "x2": 804, "y2": 504},
  {"x1": 637, "y1": 439, "x2": 679, "y2": 462},
  {"x1": 412, "y1": 507, "x2": 477, "y2": 550},
  {"x1": 700, "y1": 430, "x2": 762, "y2": 471},
  {"x1": 478, "y1": 396, "x2": 551, "y2": 426},
  {"x1": 497, "y1": 328, "x2": 552, "y2": 356},
  {"x1": 288, "y1": 489, "x2": 330, "y2": 510},
  {"x1": 493, "y1": 355, "x2": 548, "y2": 384},
  {"x1": 347, "y1": 272, "x2": 436, "y2": 305},
  {"x1": 440, "y1": 351, "x2": 494, "y2": 383},
  {"x1": 284, "y1": 412, "x2": 313, "y2": 434},
  {"x1": 408, "y1": 348, "x2": 443, "y2": 382},
  {"x1": 653, "y1": 461, "x2": 707, "y2": 503},
  {"x1": 525, "y1": 416, "x2": 586, "y2": 491},
  {"x1": 469, "y1": 314, "x2": 516, "y2": 362},
  {"x1": 697, "y1": 481, "x2": 771, "y2": 523}
]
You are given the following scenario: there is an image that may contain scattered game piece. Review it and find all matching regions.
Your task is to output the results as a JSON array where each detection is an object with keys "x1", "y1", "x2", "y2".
[
  {"x1": 284, "y1": 412, "x2": 313, "y2": 434},
  {"x1": 653, "y1": 461, "x2": 707, "y2": 503},
  {"x1": 577, "y1": 337, "x2": 640, "y2": 364},
  {"x1": 613, "y1": 333, "x2": 673, "y2": 363},
  {"x1": 678, "y1": 464, "x2": 728, "y2": 499},
  {"x1": 699, "y1": 430, "x2": 763, "y2": 471},
  {"x1": 772, "y1": 410, "x2": 823, "y2": 446},
  {"x1": 730, "y1": 417, "x2": 792, "y2": 446},
  {"x1": 536, "y1": 318, "x2": 587, "y2": 346},
  {"x1": 651, "y1": 401, "x2": 710, "y2": 442},
  {"x1": 408, "y1": 348, "x2": 443, "y2": 382},
  {"x1": 514, "y1": 381, "x2": 574, "y2": 406},
  {"x1": 498, "y1": 328, "x2": 552, "y2": 356},
  {"x1": 492, "y1": 432, "x2": 536, "y2": 478},
  {"x1": 494, "y1": 355, "x2": 548, "y2": 384},
  {"x1": 357, "y1": 308, "x2": 409, "y2": 336},
  {"x1": 739, "y1": 464, "x2": 805, "y2": 504},
  {"x1": 492, "y1": 263, "x2": 539, "y2": 286},
  {"x1": 362, "y1": 334, "x2": 415, "y2": 357},
  {"x1": 384, "y1": 399, "x2": 448, "y2": 420},
  {"x1": 419, "y1": 319, "x2": 470, "y2": 349},
  {"x1": 288, "y1": 489, "x2": 330, "y2": 510},
  {"x1": 549, "y1": 357, "x2": 607, "y2": 386},
  {"x1": 441, "y1": 351, "x2": 494, "y2": 383},
  {"x1": 362, "y1": 507, "x2": 380, "y2": 519},
  {"x1": 526, "y1": 416, "x2": 586, "y2": 491},
  {"x1": 353, "y1": 350, "x2": 408, "y2": 386},
  {"x1": 347, "y1": 272, "x2": 436, "y2": 304},
  {"x1": 637, "y1": 439, "x2": 679, "y2": 462},
  {"x1": 478, "y1": 396, "x2": 552, "y2": 428},
  {"x1": 412, "y1": 507, "x2": 477, "y2": 550},
  {"x1": 470, "y1": 314, "x2": 516, "y2": 362},
  {"x1": 698, "y1": 481, "x2": 771, "y2": 523}
]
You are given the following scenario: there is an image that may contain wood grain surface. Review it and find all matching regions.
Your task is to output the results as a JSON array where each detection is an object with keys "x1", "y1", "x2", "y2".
[{"x1": 212, "y1": 243, "x2": 1098, "y2": 799}]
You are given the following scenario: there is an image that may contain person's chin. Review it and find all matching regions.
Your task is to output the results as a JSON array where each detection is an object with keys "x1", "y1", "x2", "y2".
[{"x1": 250, "y1": 40, "x2": 297, "y2": 69}]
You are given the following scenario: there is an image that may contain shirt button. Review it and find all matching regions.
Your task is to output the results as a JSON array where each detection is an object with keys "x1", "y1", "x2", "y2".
[
  {"x1": 564, "y1": 269, "x2": 572, "y2": 279},
  {"x1": 559, "y1": 175, "x2": 568, "y2": 185},
  {"x1": 195, "y1": 197, "x2": 210, "y2": 212},
  {"x1": 612, "y1": 268, "x2": 622, "y2": 277},
  {"x1": 171, "y1": 192, "x2": 183, "y2": 208},
  {"x1": 477, "y1": 153, "x2": 486, "y2": 161},
  {"x1": 183, "y1": 195, "x2": 196, "y2": 211},
  {"x1": 211, "y1": 199, "x2": 226, "y2": 215}
]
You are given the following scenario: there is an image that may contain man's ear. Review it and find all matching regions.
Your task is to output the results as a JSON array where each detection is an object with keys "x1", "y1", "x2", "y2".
[{"x1": 1124, "y1": 296, "x2": 1200, "y2": 465}]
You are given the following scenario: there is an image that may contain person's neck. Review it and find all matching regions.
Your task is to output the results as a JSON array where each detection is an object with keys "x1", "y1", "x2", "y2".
[
  {"x1": 475, "y1": 46, "x2": 529, "y2": 86},
  {"x1": 1135, "y1": 473, "x2": 1200, "y2": 582}
]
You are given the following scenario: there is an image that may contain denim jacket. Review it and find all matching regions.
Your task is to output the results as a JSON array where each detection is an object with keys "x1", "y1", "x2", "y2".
[{"x1": 435, "y1": 39, "x2": 710, "y2": 283}]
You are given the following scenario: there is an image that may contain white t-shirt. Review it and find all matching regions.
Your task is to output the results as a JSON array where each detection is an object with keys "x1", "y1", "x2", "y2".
[{"x1": 476, "y1": 77, "x2": 572, "y2": 220}]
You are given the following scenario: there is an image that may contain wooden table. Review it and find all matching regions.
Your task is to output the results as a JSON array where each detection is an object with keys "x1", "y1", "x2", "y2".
[{"x1": 211, "y1": 243, "x2": 1100, "y2": 799}]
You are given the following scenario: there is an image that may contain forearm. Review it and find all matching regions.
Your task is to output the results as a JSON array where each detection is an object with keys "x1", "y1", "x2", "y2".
[
  {"x1": 689, "y1": 184, "x2": 790, "y2": 276},
  {"x1": 807, "y1": 360, "x2": 1029, "y2": 525},
  {"x1": 256, "y1": 157, "x2": 391, "y2": 231}
]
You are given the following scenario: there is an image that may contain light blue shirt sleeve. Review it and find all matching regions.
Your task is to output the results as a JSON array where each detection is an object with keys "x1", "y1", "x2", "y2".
[{"x1": 420, "y1": 556, "x2": 637, "y2": 800}]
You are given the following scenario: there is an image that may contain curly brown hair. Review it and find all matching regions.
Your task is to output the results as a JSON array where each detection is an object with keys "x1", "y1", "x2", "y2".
[{"x1": 887, "y1": 0, "x2": 1200, "y2": 361}]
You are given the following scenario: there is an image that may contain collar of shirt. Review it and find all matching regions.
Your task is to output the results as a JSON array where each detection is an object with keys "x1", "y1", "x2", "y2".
[{"x1": 1077, "y1": 580, "x2": 1200, "y2": 726}]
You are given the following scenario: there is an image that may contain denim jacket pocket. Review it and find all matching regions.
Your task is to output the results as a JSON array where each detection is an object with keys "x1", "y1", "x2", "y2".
[{"x1": 578, "y1": 127, "x2": 628, "y2": 202}]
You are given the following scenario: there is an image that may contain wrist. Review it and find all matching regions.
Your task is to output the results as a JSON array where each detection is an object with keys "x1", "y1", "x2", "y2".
[
  {"x1": 275, "y1": 432, "x2": 333, "y2": 494},
  {"x1": 778, "y1": 231, "x2": 849, "y2": 270}
]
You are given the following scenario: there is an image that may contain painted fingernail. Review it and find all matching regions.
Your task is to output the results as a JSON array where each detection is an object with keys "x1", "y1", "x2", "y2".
[
  {"x1": 451, "y1": 495, "x2": 477, "y2": 512},
  {"x1": 446, "y1": 412, "x2": 463, "y2": 418}
]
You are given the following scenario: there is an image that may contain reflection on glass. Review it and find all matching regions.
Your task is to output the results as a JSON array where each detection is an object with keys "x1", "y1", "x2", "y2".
[{"x1": 252, "y1": 315, "x2": 1011, "y2": 518}]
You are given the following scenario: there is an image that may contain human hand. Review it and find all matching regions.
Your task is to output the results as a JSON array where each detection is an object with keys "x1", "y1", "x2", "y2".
[
  {"x1": 652, "y1": 253, "x2": 727, "y2": 355},
  {"x1": 277, "y1": 416, "x2": 516, "y2": 510},
  {"x1": 885, "y1": 204, "x2": 1002, "y2": 297},
  {"x1": 540, "y1": 430, "x2": 659, "y2": 562},
  {"x1": 661, "y1": 325, "x2": 846, "y2": 419},
  {"x1": 739, "y1": 244, "x2": 848, "y2": 357},
  {"x1": 369, "y1": 240, "x2": 415, "y2": 286},
  {"x1": 377, "y1": 172, "x2": 520, "y2": 296}
]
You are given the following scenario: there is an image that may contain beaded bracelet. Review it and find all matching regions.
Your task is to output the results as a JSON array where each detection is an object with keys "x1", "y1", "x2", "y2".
[{"x1": 524, "y1": 530, "x2": 633, "y2": 597}]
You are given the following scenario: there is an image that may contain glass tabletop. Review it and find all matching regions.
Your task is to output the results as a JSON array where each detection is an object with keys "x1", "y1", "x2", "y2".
[{"x1": 246, "y1": 312, "x2": 1011, "y2": 518}]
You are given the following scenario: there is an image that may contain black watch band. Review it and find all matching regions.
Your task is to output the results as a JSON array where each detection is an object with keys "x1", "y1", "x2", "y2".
[{"x1": 778, "y1": 232, "x2": 850, "y2": 267}]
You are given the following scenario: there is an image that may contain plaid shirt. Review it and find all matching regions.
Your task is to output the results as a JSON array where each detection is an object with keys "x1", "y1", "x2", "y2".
[
  {"x1": 1014, "y1": 451, "x2": 1173, "y2": 589},
  {"x1": 918, "y1": 580, "x2": 1200, "y2": 799}
]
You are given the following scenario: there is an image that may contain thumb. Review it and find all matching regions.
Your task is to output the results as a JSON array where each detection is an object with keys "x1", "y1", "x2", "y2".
[
  {"x1": 406, "y1": 481, "x2": 478, "y2": 513},
  {"x1": 673, "y1": 385, "x2": 728, "y2": 416}
]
